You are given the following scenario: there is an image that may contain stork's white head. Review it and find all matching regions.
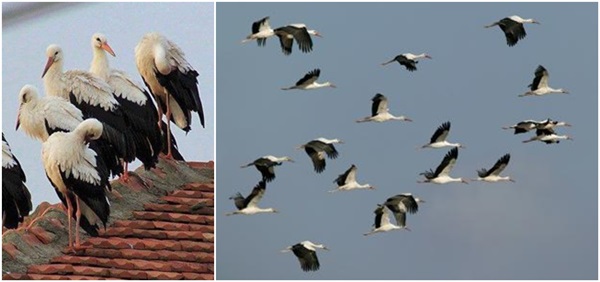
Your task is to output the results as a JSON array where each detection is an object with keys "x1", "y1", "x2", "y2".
[
  {"x1": 91, "y1": 33, "x2": 116, "y2": 57},
  {"x1": 76, "y1": 118, "x2": 104, "y2": 143},
  {"x1": 282, "y1": 156, "x2": 294, "y2": 163},
  {"x1": 16, "y1": 84, "x2": 40, "y2": 130},
  {"x1": 309, "y1": 30, "x2": 323, "y2": 38},
  {"x1": 42, "y1": 44, "x2": 63, "y2": 78}
]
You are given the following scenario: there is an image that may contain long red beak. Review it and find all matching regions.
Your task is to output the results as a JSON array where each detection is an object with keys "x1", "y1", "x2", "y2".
[
  {"x1": 15, "y1": 110, "x2": 21, "y2": 130},
  {"x1": 102, "y1": 43, "x2": 116, "y2": 57},
  {"x1": 42, "y1": 56, "x2": 54, "y2": 78}
]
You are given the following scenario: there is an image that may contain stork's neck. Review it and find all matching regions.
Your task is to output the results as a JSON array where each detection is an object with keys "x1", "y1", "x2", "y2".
[
  {"x1": 391, "y1": 115, "x2": 410, "y2": 121},
  {"x1": 314, "y1": 82, "x2": 333, "y2": 88},
  {"x1": 43, "y1": 61, "x2": 66, "y2": 99},
  {"x1": 90, "y1": 47, "x2": 110, "y2": 80},
  {"x1": 153, "y1": 44, "x2": 171, "y2": 75}
]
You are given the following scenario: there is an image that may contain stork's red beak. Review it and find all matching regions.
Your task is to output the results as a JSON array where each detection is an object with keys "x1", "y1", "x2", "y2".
[
  {"x1": 102, "y1": 42, "x2": 116, "y2": 57},
  {"x1": 15, "y1": 111, "x2": 21, "y2": 130},
  {"x1": 42, "y1": 56, "x2": 54, "y2": 78}
]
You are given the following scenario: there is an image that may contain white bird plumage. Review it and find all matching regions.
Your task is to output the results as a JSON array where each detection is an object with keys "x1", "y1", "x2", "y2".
[
  {"x1": 226, "y1": 180, "x2": 278, "y2": 215},
  {"x1": 419, "y1": 148, "x2": 468, "y2": 184},
  {"x1": 356, "y1": 93, "x2": 412, "y2": 123},
  {"x1": 519, "y1": 65, "x2": 569, "y2": 97},
  {"x1": 282, "y1": 68, "x2": 336, "y2": 90},
  {"x1": 329, "y1": 164, "x2": 375, "y2": 192}
]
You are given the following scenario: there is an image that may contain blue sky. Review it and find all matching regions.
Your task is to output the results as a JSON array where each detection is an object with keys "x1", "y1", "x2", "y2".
[
  {"x1": 2, "y1": 3, "x2": 214, "y2": 209},
  {"x1": 216, "y1": 2, "x2": 597, "y2": 279}
]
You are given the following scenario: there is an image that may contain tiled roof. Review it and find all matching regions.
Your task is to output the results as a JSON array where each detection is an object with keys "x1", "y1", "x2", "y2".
[{"x1": 2, "y1": 159, "x2": 214, "y2": 280}]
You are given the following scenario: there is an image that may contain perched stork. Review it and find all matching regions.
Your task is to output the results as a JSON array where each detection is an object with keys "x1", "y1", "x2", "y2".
[
  {"x1": 419, "y1": 148, "x2": 468, "y2": 184},
  {"x1": 356, "y1": 93, "x2": 412, "y2": 123},
  {"x1": 503, "y1": 118, "x2": 571, "y2": 134},
  {"x1": 522, "y1": 128, "x2": 573, "y2": 144},
  {"x1": 520, "y1": 65, "x2": 569, "y2": 97},
  {"x1": 420, "y1": 121, "x2": 464, "y2": 149},
  {"x1": 281, "y1": 241, "x2": 329, "y2": 272},
  {"x1": 274, "y1": 24, "x2": 322, "y2": 55},
  {"x1": 485, "y1": 15, "x2": 540, "y2": 46},
  {"x1": 226, "y1": 180, "x2": 278, "y2": 215},
  {"x1": 329, "y1": 164, "x2": 375, "y2": 193},
  {"x1": 381, "y1": 53, "x2": 431, "y2": 71},
  {"x1": 41, "y1": 119, "x2": 111, "y2": 250},
  {"x1": 2, "y1": 134, "x2": 32, "y2": 229},
  {"x1": 90, "y1": 33, "x2": 162, "y2": 169},
  {"x1": 363, "y1": 205, "x2": 400, "y2": 236},
  {"x1": 16, "y1": 85, "x2": 126, "y2": 177},
  {"x1": 281, "y1": 69, "x2": 336, "y2": 90},
  {"x1": 473, "y1": 154, "x2": 515, "y2": 183},
  {"x1": 241, "y1": 155, "x2": 294, "y2": 182},
  {"x1": 297, "y1": 138, "x2": 343, "y2": 173},
  {"x1": 242, "y1": 16, "x2": 273, "y2": 46},
  {"x1": 135, "y1": 32, "x2": 205, "y2": 159}
]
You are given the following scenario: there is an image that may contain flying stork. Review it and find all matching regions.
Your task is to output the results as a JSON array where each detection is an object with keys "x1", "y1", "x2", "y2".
[
  {"x1": 473, "y1": 154, "x2": 515, "y2": 183},
  {"x1": 226, "y1": 180, "x2": 278, "y2": 216},
  {"x1": 485, "y1": 15, "x2": 540, "y2": 46},
  {"x1": 2, "y1": 133, "x2": 32, "y2": 229},
  {"x1": 297, "y1": 137, "x2": 343, "y2": 173},
  {"x1": 503, "y1": 118, "x2": 571, "y2": 134},
  {"x1": 522, "y1": 128, "x2": 573, "y2": 144},
  {"x1": 274, "y1": 24, "x2": 322, "y2": 55},
  {"x1": 519, "y1": 65, "x2": 569, "y2": 97},
  {"x1": 381, "y1": 53, "x2": 432, "y2": 71},
  {"x1": 281, "y1": 241, "x2": 329, "y2": 272},
  {"x1": 41, "y1": 119, "x2": 111, "y2": 250},
  {"x1": 420, "y1": 121, "x2": 465, "y2": 149},
  {"x1": 365, "y1": 193, "x2": 423, "y2": 235},
  {"x1": 363, "y1": 205, "x2": 400, "y2": 236},
  {"x1": 241, "y1": 155, "x2": 294, "y2": 182},
  {"x1": 242, "y1": 16, "x2": 274, "y2": 46},
  {"x1": 329, "y1": 164, "x2": 375, "y2": 193},
  {"x1": 419, "y1": 148, "x2": 468, "y2": 184},
  {"x1": 282, "y1": 68, "x2": 336, "y2": 90},
  {"x1": 135, "y1": 32, "x2": 205, "y2": 159},
  {"x1": 356, "y1": 93, "x2": 412, "y2": 123}
]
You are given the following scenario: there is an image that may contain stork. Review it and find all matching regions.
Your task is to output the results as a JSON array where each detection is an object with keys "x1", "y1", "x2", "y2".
[
  {"x1": 503, "y1": 118, "x2": 571, "y2": 134},
  {"x1": 473, "y1": 154, "x2": 515, "y2": 183},
  {"x1": 90, "y1": 33, "x2": 163, "y2": 169},
  {"x1": 420, "y1": 121, "x2": 465, "y2": 149},
  {"x1": 297, "y1": 138, "x2": 343, "y2": 173},
  {"x1": 363, "y1": 205, "x2": 400, "y2": 236},
  {"x1": 522, "y1": 128, "x2": 573, "y2": 144},
  {"x1": 281, "y1": 69, "x2": 336, "y2": 90},
  {"x1": 485, "y1": 15, "x2": 540, "y2": 46},
  {"x1": 356, "y1": 93, "x2": 412, "y2": 123},
  {"x1": 381, "y1": 53, "x2": 431, "y2": 71},
  {"x1": 274, "y1": 24, "x2": 322, "y2": 55},
  {"x1": 281, "y1": 241, "x2": 329, "y2": 272},
  {"x1": 135, "y1": 32, "x2": 205, "y2": 159},
  {"x1": 2, "y1": 133, "x2": 32, "y2": 229},
  {"x1": 241, "y1": 155, "x2": 294, "y2": 182},
  {"x1": 226, "y1": 180, "x2": 278, "y2": 215},
  {"x1": 241, "y1": 16, "x2": 274, "y2": 46},
  {"x1": 41, "y1": 119, "x2": 111, "y2": 250},
  {"x1": 365, "y1": 193, "x2": 423, "y2": 235},
  {"x1": 519, "y1": 65, "x2": 569, "y2": 97},
  {"x1": 329, "y1": 164, "x2": 375, "y2": 193},
  {"x1": 419, "y1": 148, "x2": 468, "y2": 184}
]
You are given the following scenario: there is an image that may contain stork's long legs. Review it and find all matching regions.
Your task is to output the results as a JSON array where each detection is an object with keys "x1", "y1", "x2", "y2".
[
  {"x1": 75, "y1": 197, "x2": 82, "y2": 248},
  {"x1": 65, "y1": 194, "x2": 74, "y2": 249},
  {"x1": 165, "y1": 94, "x2": 173, "y2": 159}
]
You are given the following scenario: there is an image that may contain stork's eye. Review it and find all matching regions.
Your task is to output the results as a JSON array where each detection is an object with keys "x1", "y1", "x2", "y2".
[
  {"x1": 54, "y1": 51, "x2": 59, "y2": 55},
  {"x1": 96, "y1": 37, "x2": 101, "y2": 42}
]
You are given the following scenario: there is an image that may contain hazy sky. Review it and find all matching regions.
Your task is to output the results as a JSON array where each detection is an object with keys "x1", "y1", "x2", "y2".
[
  {"x1": 216, "y1": 2, "x2": 597, "y2": 279},
  {"x1": 2, "y1": 3, "x2": 214, "y2": 209}
]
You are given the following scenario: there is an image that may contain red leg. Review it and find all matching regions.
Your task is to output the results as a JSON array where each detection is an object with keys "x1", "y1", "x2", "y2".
[
  {"x1": 121, "y1": 161, "x2": 130, "y2": 182},
  {"x1": 165, "y1": 95, "x2": 173, "y2": 159},
  {"x1": 75, "y1": 197, "x2": 82, "y2": 248},
  {"x1": 65, "y1": 194, "x2": 74, "y2": 250},
  {"x1": 157, "y1": 103, "x2": 164, "y2": 129}
]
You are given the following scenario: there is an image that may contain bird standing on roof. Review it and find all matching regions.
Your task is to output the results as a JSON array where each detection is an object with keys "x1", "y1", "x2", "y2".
[{"x1": 2, "y1": 133, "x2": 32, "y2": 230}]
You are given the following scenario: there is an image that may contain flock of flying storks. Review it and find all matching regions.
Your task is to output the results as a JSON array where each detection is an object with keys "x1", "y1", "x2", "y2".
[
  {"x1": 3, "y1": 32, "x2": 205, "y2": 251},
  {"x1": 230, "y1": 14, "x2": 573, "y2": 273}
]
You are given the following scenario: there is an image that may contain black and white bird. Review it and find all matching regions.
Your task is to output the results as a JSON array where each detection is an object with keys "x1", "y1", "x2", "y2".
[
  {"x1": 420, "y1": 121, "x2": 465, "y2": 149},
  {"x1": 329, "y1": 164, "x2": 375, "y2": 193},
  {"x1": 519, "y1": 65, "x2": 569, "y2": 97},
  {"x1": 241, "y1": 155, "x2": 294, "y2": 182},
  {"x1": 485, "y1": 15, "x2": 540, "y2": 46},
  {"x1": 241, "y1": 16, "x2": 274, "y2": 46},
  {"x1": 419, "y1": 148, "x2": 468, "y2": 184},
  {"x1": 356, "y1": 93, "x2": 412, "y2": 123},
  {"x1": 502, "y1": 118, "x2": 571, "y2": 134},
  {"x1": 135, "y1": 32, "x2": 205, "y2": 159},
  {"x1": 281, "y1": 241, "x2": 329, "y2": 272},
  {"x1": 381, "y1": 53, "x2": 432, "y2": 71},
  {"x1": 473, "y1": 154, "x2": 515, "y2": 183},
  {"x1": 363, "y1": 205, "x2": 399, "y2": 236},
  {"x1": 364, "y1": 193, "x2": 424, "y2": 235},
  {"x1": 297, "y1": 138, "x2": 343, "y2": 173},
  {"x1": 2, "y1": 133, "x2": 32, "y2": 229},
  {"x1": 522, "y1": 128, "x2": 573, "y2": 144},
  {"x1": 274, "y1": 24, "x2": 322, "y2": 55},
  {"x1": 41, "y1": 119, "x2": 111, "y2": 250},
  {"x1": 226, "y1": 180, "x2": 278, "y2": 215},
  {"x1": 282, "y1": 69, "x2": 336, "y2": 90}
]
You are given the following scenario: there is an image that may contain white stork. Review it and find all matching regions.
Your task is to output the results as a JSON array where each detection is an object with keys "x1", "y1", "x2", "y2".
[
  {"x1": 381, "y1": 53, "x2": 432, "y2": 71},
  {"x1": 2, "y1": 133, "x2": 32, "y2": 229},
  {"x1": 226, "y1": 180, "x2": 278, "y2": 215},
  {"x1": 503, "y1": 118, "x2": 571, "y2": 134},
  {"x1": 274, "y1": 24, "x2": 322, "y2": 55},
  {"x1": 519, "y1": 65, "x2": 569, "y2": 97},
  {"x1": 41, "y1": 119, "x2": 111, "y2": 250},
  {"x1": 329, "y1": 164, "x2": 375, "y2": 193},
  {"x1": 365, "y1": 193, "x2": 423, "y2": 235},
  {"x1": 485, "y1": 15, "x2": 540, "y2": 46},
  {"x1": 241, "y1": 155, "x2": 294, "y2": 182},
  {"x1": 135, "y1": 32, "x2": 205, "y2": 159},
  {"x1": 241, "y1": 16, "x2": 274, "y2": 46},
  {"x1": 420, "y1": 121, "x2": 465, "y2": 149},
  {"x1": 356, "y1": 93, "x2": 412, "y2": 123},
  {"x1": 297, "y1": 137, "x2": 343, "y2": 173},
  {"x1": 363, "y1": 205, "x2": 399, "y2": 236},
  {"x1": 281, "y1": 241, "x2": 329, "y2": 272},
  {"x1": 419, "y1": 148, "x2": 468, "y2": 184},
  {"x1": 281, "y1": 69, "x2": 336, "y2": 90},
  {"x1": 89, "y1": 33, "x2": 163, "y2": 169},
  {"x1": 522, "y1": 128, "x2": 573, "y2": 144},
  {"x1": 473, "y1": 154, "x2": 515, "y2": 183}
]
